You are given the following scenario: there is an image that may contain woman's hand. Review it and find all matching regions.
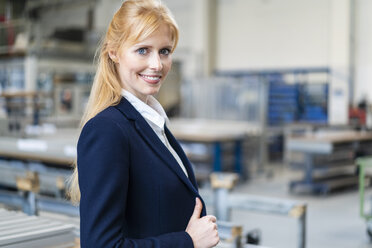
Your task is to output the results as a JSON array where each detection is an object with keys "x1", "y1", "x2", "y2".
[{"x1": 186, "y1": 198, "x2": 220, "y2": 248}]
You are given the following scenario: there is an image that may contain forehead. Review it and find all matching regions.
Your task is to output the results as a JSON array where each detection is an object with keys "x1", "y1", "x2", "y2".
[{"x1": 132, "y1": 24, "x2": 173, "y2": 47}]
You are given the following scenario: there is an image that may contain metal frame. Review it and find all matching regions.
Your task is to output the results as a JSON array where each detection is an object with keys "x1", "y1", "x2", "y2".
[
  {"x1": 286, "y1": 133, "x2": 372, "y2": 194},
  {"x1": 212, "y1": 140, "x2": 244, "y2": 174},
  {"x1": 0, "y1": 189, "x2": 79, "y2": 216},
  {"x1": 0, "y1": 158, "x2": 76, "y2": 216},
  {"x1": 205, "y1": 172, "x2": 307, "y2": 248},
  {"x1": 357, "y1": 157, "x2": 372, "y2": 220}
]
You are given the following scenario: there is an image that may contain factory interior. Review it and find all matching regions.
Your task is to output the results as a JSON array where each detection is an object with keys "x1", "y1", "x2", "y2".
[{"x1": 2, "y1": 0, "x2": 372, "y2": 247}]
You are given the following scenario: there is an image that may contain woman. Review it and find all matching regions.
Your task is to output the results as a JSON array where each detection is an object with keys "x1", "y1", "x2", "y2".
[{"x1": 69, "y1": 0, "x2": 219, "y2": 247}]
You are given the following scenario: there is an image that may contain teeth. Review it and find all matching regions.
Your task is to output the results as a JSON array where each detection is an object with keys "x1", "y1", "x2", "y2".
[{"x1": 141, "y1": 75, "x2": 160, "y2": 80}]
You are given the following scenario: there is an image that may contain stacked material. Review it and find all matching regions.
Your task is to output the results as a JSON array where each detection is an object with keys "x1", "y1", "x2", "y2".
[{"x1": 0, "y1": 208, "x2": 76, "y2": 248}]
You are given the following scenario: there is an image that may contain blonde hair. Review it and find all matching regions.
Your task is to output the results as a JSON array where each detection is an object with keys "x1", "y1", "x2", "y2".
[{"x1": 68, "y1": 0, "x2": 179, "y2": 203}]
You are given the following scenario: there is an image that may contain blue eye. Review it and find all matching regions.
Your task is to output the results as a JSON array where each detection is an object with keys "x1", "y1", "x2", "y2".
[
  {"x1": 137, "y1": 48, "x2": 147, "y2": 55},
  {"x1": 160, "y1": 48, "x2": 170, "y2": 56}
]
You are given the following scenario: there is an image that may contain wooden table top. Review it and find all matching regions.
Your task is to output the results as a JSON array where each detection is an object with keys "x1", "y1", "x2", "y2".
[
  {"x1": 288, "y1": 131, "x2": 372, "y2": 144},
  {"x1": 286, "y1": 131, "x2": 372, "y2": 154},
  {"x1": 0, "y1": 129, "x2": 79, "y2": 166},
  {"x1": 168, "y1": 118, "x2": 261, "y2": 143}
]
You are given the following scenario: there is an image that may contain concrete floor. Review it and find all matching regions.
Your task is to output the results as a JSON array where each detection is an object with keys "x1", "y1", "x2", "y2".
[{"x1": 205, "y1": 164, "x2": 372, "y2": 248}]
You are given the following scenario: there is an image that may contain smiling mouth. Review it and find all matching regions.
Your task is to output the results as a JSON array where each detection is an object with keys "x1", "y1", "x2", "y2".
[{"x1": 139, "y1": 74, "x2": 162, "y2": 84}]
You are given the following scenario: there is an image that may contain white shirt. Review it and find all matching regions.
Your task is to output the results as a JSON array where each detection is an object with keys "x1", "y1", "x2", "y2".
[{"x1": 121, "y1": 89, "x2": 189, "y2": 177}]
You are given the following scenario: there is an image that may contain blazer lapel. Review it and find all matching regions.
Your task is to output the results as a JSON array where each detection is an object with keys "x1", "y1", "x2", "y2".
[
  {"x1": 115, "y1": 97, "x2": 198, "y2": 194},
  {"x1": 164, "y1": 125, "x2": 199, "y2": 191}
]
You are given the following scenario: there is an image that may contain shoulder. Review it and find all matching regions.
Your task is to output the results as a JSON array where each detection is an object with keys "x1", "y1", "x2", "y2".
[
  {"x1": 80, "y1": 106, "x2": 131, "y2": 144},
  {"x1": 96, "y1": 105, "x2": 130, "y2": 123},
  {"x1": 86, "y1": 105, "x2": 130, "y2": 129}
]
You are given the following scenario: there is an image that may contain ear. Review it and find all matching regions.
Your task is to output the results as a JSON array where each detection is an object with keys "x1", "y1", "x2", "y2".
[{"x1": 108, "y1": 50, "x2": 118, "y2": 63}]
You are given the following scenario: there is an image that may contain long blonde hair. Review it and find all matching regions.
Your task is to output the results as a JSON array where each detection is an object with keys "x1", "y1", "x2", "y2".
[{"x1": 68, "y1": 0, "x2": 179, "y2": 203}]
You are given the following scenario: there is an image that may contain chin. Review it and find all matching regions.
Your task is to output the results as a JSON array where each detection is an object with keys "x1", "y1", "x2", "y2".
[
  {"x1": 145, "y1": 87, "x2": 161, "y2": 96},
  {"x1": 148, "y1": 91, "x2": 159, "y2": 97}
]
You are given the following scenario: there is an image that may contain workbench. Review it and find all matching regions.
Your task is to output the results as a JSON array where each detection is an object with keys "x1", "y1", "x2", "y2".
[
  {"x1": 0, "y1": 130, "x2": 79, "y2": 215},
  {"x1": 0, "y1": 129, "x2": 78, "y2": 166},
  {"x1": 168, "y1": 118, "x2": 261, "y2": 175},
  {"x1": 286, "y1": 130, "x2": 372, "y2": 193}
]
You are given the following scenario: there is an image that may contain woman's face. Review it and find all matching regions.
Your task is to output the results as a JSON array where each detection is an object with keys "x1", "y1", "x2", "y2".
[{"x1": 112, "y1": 24, "x2": 173, "y2": 102}]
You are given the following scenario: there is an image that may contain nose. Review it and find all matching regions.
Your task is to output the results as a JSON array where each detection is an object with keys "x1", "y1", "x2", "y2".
[{"x1": 149, "y1": 53, "x2": 163, "y2": 71}]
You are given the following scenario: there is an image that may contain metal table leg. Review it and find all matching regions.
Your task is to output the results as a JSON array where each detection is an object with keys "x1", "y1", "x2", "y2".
[
  {"x1": 234, "y1": 139, "x2": 242, "y2": 175},
  {"x1": 213, "y1": 142, "x2": 222, "y2": 172}
]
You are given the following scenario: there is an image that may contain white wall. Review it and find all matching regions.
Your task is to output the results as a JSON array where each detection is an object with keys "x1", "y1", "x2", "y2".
[
  {"x1": 167, "y1": 0, "x2": 352, "y2": 77},
  {"x1": 355, "y1": 0, "x2": 372, "y2": 104},
  {"x1": 328, "y1": 0, "x2": 350, "y2": 125},
  {"x1": 216, "y1": 0, "x2": 331, "y2": 70}
]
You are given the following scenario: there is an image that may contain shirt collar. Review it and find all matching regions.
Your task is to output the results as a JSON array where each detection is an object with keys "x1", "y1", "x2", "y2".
[{"x1": 121, "y1": 89, "x2": 169, "y2": 129}]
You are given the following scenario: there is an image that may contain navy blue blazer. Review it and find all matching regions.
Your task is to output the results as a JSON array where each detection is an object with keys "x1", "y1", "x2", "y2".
[{"x1": 77, "y1": 97, "x2": 206, "y2": 248}]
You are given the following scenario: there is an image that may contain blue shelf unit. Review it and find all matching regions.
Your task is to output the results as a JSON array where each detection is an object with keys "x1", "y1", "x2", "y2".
[
  {"x1": 268, "y1": 79, "x2": 328, "y2": 126},
  {"x1": 268, "y1": 77, "x2": 300, "y2": 126}
]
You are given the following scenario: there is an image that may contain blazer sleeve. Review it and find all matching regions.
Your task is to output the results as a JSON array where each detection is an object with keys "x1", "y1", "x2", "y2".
[{"x1": 77, "y1": 116, "x2": 194, "y2": 248}]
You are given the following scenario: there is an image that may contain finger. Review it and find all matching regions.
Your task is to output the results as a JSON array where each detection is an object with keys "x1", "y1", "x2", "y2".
[
  {"x1": 190, "y1": 197, "x2": 202, "y2": 220},
  {"x1": 206, "y1": 215, "x2": 217, "y2": 223},
  {"x1": 213, "y1": 223, "x2": 218, "y2": 230}
]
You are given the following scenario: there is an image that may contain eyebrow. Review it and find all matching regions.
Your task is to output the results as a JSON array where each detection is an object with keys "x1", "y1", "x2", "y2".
[{"x1": 133, "y1": 43, "x2": 173, "y2": 50}]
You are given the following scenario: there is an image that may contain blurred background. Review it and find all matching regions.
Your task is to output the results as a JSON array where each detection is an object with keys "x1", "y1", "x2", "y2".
[{"x1": 1, "y1": 0, "x2": 372, "y2": 247}]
